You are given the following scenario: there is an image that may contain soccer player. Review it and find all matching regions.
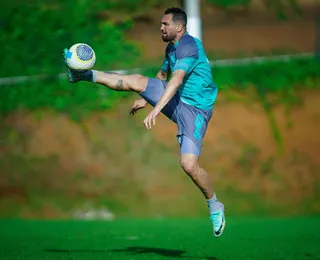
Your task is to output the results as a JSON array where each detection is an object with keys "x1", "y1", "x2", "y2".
[{"x1": 63, "y1": 7, "x2": 225, "y2": 237}]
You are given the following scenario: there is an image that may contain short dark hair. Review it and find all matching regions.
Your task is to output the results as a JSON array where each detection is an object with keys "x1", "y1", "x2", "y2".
[{"x1": 164, "y1": 7, "x2": 187, "y2": 26}]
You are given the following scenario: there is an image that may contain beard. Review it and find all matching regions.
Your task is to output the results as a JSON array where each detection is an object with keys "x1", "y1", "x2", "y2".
[{"x1": 161, "y1": 33, "x2": 174, "y2": 42}]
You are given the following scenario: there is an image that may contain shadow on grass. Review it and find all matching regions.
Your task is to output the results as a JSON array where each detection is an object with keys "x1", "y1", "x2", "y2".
[{"x1": 45, "y1": 246, "x2": 218, "y2": 259}]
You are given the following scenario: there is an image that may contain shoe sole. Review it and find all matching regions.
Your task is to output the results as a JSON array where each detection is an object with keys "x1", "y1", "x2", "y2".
[
  {"x1": 65, "y1": 66, "x2": 75, "y2": 83},
  {"x1": 63, "y1": 49, "x2": 76, "y2": 83}
]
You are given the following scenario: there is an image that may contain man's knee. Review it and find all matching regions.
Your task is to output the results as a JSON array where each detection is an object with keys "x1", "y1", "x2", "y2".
[
  {"x1": 128, "y1": 74, "x2": 148, "y2": 93},
  {"x1": 180, "y1": 155, "x2": 198, "y2": 179}
]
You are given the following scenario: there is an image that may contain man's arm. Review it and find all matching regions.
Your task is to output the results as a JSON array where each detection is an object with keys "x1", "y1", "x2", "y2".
[
  {"x1": 154, "y1": 69, "x2": 184, "y2": 112},
  {"x1": 143, "y1": 69, "x2": 184, "y2": 129}
]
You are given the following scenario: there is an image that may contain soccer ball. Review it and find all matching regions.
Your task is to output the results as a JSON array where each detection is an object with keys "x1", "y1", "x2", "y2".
[{"x1": 65, "y1": 43, "x2": 96, "y2": 71}]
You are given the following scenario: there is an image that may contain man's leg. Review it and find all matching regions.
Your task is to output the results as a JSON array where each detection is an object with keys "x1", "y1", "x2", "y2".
[
  {"x1": 180, "y1": 153, "x2": 214, "y2": 200},
  {"x1": 176, "y1": 102, "x2": 225, "y2": 237},
  {"x1": 63, "y1": 49, "x2": 148, "y2": 93},
  {"x1": 179, "y1": 143, "x2": 225, "y2": 238},
  {"x1": 67, "y1": 68, "x2": 148, "y2": 93},
  {"x1": 65, "y1": 60, "x2": 181, "y2": 121},
  {"x1": 96, "y1": 71, "x2": 148, "y2": 93}
]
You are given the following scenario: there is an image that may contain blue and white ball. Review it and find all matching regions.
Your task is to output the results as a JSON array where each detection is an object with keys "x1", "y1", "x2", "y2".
[{"x1": 66, "y1": 43, "x2": 96, "y2": 70}]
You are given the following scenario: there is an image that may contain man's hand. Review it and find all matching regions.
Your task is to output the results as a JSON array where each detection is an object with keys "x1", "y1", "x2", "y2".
[
  {"x1": 129, "y1": 98, "x2": 148, "y2": 115},
  {"x1": 156, "y1": 70, "x2": 168, "y2": 81},
  {"x1": 143, "y1": 108, "x2": 161, "y2": 130},
  {"x1": 142, "y1": 70, "x2": 185, "y2": 130}
]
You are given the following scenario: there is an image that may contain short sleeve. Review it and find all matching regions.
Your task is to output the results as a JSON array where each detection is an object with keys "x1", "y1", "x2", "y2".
[{"x1": 172, "y1": 35, "x2": 198, "y2": 74}]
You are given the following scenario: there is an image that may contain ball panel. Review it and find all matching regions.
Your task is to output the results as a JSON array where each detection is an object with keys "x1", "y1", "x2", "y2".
[{"x1": 76, "y1": 44, "x2": 94, "y2": 61}]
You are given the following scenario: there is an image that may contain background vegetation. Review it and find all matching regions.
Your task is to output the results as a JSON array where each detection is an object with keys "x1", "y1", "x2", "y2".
[
  {"x1": 0, "y1": 0, "x2": 319, "y2": 219},
  {"x1": 1, "y1": 0, "x2": 317, "y2": 123}
]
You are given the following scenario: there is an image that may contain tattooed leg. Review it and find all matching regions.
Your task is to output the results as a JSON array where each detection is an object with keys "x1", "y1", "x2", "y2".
[
  {"x1": 95, "y1": 71, "x2": 148, "y2": 93},
  {"x1": 116, "y1": 79, "x2": 124, "y2": 90}
]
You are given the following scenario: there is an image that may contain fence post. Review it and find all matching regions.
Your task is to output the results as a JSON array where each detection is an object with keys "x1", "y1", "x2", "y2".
[{"x1": 184, "y1": 0, "x2": 202, "y2": 42}]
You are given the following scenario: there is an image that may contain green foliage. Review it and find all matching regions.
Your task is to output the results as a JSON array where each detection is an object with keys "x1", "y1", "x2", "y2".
[
  {"x1": 91, "y1": 0, "x2": 164, "y2": 13},
  {"x1": 0, "y1": 79, "x2": 131, "y2": 121},
  {"x1": 0, "y1": 0, "x2": 140, "y2": 119},
  {"x1": 213, "y1": 58, "x2": 319, "y2": 92},
  {"x1": 264, "y1": 0, "x2": 302, "y2": 20},
  {"x1": 207, "y1": 0, "x2": 251, "y2": 8},
  {"x1": 0, "y1": 1, "x2": 140, "y2": 78}
]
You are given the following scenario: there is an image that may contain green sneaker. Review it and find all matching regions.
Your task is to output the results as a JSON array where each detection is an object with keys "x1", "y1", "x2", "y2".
[{"x1": 210, "y1": 204, "x2": 226, "y2": 237}]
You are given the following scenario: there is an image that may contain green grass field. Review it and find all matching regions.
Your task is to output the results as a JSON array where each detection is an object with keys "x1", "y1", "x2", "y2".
[{"x1": 0, "y1": 217, "x2": 319, "y2": 260}]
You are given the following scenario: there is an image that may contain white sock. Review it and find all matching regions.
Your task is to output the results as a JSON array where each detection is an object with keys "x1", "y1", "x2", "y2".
[
  {"x1": 91, "y1": 70, "x2": 97, "y2": 83},
  {"x1": 207, "y1": 194, "x2": 221, "y2": 214}
]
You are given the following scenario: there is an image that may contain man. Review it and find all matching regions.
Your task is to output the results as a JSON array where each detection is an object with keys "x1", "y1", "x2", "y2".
[{"x1": 63, "y1": 7, "x2": 225, "y2": 237}]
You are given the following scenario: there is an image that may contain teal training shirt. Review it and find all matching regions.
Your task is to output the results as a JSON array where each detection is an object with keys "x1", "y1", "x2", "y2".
[{"x1": 161, "y1": 33, "x2": 218, "y2": 110}]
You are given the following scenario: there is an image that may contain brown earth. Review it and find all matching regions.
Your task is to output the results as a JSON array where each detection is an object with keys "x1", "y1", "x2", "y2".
[{"x1": 1, "y1": 90, "x2": 319, "y2": 218}]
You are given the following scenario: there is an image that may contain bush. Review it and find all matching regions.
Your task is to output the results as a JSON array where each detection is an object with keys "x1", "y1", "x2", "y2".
[
  {"x1": 0, "y1": 1, "x2": 140, "y2": 78},
  {"x1": 207, "y1": 0, "x2": 251, "y2": 8}
]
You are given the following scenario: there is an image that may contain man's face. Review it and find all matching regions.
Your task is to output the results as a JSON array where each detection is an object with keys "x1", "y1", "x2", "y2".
[{"x1": 160, "y1": 14, "x2": 178, "y2": 42}]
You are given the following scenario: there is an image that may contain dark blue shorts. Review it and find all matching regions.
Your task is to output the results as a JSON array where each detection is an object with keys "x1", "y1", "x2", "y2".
[{"x1": 139, "y1": 78, "x2": 213, "y2": 156}]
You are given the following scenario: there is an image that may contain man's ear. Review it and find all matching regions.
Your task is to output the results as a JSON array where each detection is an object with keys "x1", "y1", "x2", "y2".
[{"x1": 177, "y1": 23, "x2": 183, "y2": 33}]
